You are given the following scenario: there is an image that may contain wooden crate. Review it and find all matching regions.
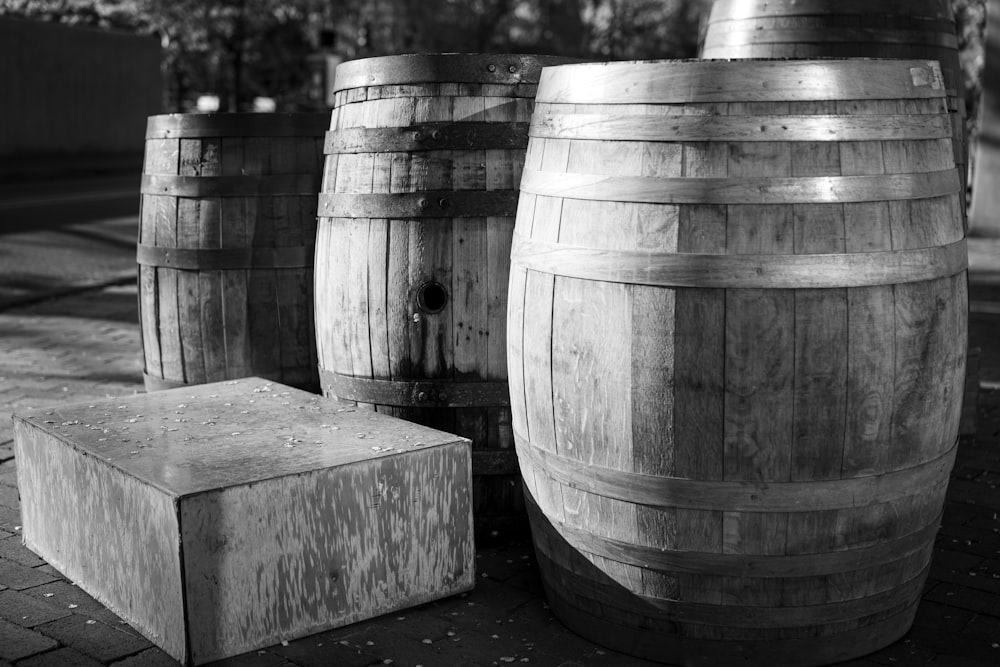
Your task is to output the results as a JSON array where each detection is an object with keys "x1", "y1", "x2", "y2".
[{"x1": 13, "y1": 377, "x2": 474, "y2": 666}]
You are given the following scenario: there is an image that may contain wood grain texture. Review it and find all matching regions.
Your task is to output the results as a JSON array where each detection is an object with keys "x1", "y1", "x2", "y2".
[
  {"x1": 511, "y1": 59, "x2": 966, "y2": 664},
  {"x1": 535, "y1": 60, "x2": 947, "y2": 105},
  {"x1": 181, "y1": 442, "x2": 472, "y2": 664},
  {"x1": 138, "y1": 113, "x2": 325, "y2": 393},
  {"x1": 317, "y1": 55, "x2": 572, "y2": 538},
  {"x1": 13, "y1": 420, "x2": 187, "y2": 661},
  {"x1": 13, "y1": 378, "x2": 474, "y2": 666}
]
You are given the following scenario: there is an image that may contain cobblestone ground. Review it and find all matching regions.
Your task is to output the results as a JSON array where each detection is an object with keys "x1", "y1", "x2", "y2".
[{"x1": 0, "y1": 281, "x2": 998, "y2": 666}]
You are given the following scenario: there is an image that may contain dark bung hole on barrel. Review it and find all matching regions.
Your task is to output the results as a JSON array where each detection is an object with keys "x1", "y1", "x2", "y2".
[{"x1": 417, "y1": 281, "x2": 449, "y2": 314}]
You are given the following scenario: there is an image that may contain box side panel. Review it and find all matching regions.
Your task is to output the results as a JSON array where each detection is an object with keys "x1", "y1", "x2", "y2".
[
  {"x1": 13, "y1": 419, "x2": 188, "y2": 662},
  {"x1": 180, "y1": 441, "x2": 474, "y2": 664}
]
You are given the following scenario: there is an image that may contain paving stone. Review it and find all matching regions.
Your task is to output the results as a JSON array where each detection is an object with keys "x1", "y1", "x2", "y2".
[
  {"x1": 966, "y1": 514, "x2": 1000, "y2": 535},
  {"x1": 0, "y1": 505, "x2": 20, "y2": 532},
  {"x1": 268, "y1": 635, "x2": 386, "y2": 667},
  {"x1": 15, "y1": 647, "x2": 103, "y2": 667},
  {"x1": 865, "y1": 635, "x2": 938, "y2": 666},
  {"x1": 475, "y1": 542, "x2": 537, "y2": 582},
  {"x1": 912, "y1": 599, "x2": 977, "y2": 633},
  {"x1": 0, "y1": 589, "x2": 72, "y2": 628},
  {"x1": 302, "y1": 627, "x2": 503, "y2": 667},
  {"x1": 34, "y1": 615, "x2": 151, "y2": 663},
  {"x1": 0, "y1": 484, "x2": 19, "y2": 510},
  {"x1": 0, "y1": 534, "x2": 45, "y2": 567},
  {"x1": 30, "y1": 564, "x2": 67, "y2": 581},
  {"x1": 0, "y1": 461, "x2": 17, "y2": 487},
  {"x1": 0, "y1": 559, "x2": 58, "y2": 591},
  {"x1": 962, "y1": 613, "x2": 1000, "y2": 642},
  {"x1": 903, "y1": 626, "x2": 1000, "y2": 663},
  {"x1": 929, "y1": 549, "x2": 1000, "y2": 595},
  {"x1": 936, "y1": 526, "x2": 1000, "y2": 559},
  {"x1": 204, "y1": 648, "x2": 301, "y2": 667},
  {"x1": 22, "y1": 580, "x2": 137, "y2": 636},
  {"x1": 109, "y1": 647, "x2": 185, "y2": 667},
  {"x1": 947, "y1": 479, "x2": 1000, "y2": 507},
  {"x1": 928, "y1": 657, "x2": 1000, "y2": 666},
  {"x1": 932, "y1": 547, "x2": 987, "y2": 574},
  {"x1": 0, "y1": 617, "x2": 58, "y2": 662},
  {"x1": 925, "y1": 579, "x2": 1000, "y2": 616},
  {"x1": 369, "y1": 610, "x2": 456, "y2": 645}
]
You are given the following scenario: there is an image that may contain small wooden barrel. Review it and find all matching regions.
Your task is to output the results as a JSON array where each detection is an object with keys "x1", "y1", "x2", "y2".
[
  {"x1": 510, "y1": 59, "x2": 967, "y2": 665},
  {"x1": 700, "y1": 0, "x2": 968, "y2": 215},
  {"x1": 316, "y1": 53, "x2": 573, "y2": 540},
  {"x1": 138, "y1": 113, "x2": 326, "y2": 392}
]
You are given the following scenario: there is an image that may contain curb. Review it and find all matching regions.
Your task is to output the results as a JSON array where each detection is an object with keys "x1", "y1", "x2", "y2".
[{"x1": 0, "y1": 272, "x2": 137, "y2": 313}]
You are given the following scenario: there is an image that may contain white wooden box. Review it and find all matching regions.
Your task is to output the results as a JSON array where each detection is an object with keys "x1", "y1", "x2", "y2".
[{"x1": 13, "y1": 378, "x2": 474, "y2": 665}]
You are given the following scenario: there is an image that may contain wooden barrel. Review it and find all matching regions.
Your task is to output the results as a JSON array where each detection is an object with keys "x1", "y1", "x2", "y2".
[
  {"x1": 316, "y1": 53, "x2": 574, "y2": 541},
  {"x1": 138, "y1": 112, "x2": 326, "y2": 392},
  {"x1": 700, "y1": 0, "x2": 968, "y2": 215},
  {"x1": 509, "y1": 59, "x2": 967, "y2": 666}
]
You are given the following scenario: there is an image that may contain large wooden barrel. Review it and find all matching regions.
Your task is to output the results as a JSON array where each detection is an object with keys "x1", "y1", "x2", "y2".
[
  {"x1": 138, "y1": 113, "x2": 326, "y2": 392},
  {"x1": 700, "y1": 0, "x2": 968, "y2": 215},
  {"x1": 509, "y1": 59, "x2": 967, "y2": 666},
  {"x1": 316, "y1": 54, "x2": 574, "y2": 540}
]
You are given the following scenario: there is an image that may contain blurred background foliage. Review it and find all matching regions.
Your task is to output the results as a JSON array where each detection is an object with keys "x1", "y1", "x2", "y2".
[{"x1": 0, "y1": 0, "x2": 989, "y2": 130}]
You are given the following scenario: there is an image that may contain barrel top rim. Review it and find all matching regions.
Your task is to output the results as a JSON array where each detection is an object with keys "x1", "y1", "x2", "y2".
[
  {"x1": 332, "y1": 52, "x2": 582, "y2": 92},
  {"x1": 708, "y1": 0, "x2": 954, "y2": 20},
  {"x1": 538, "y1": 56, "x2": 944, "y2": 68},
  {"x1": 535, "y1": 58, "x2": 948, "y2": 104},
  {"x1": 145, "y1": 111, "x2": 329, "y2": 138},
  {"x1": 146, "y1": 112, "x2": 328, "y2": 121}
]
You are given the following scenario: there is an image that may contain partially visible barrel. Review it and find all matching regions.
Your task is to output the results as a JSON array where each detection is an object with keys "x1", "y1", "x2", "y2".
[
  {"x1": 316, "y1": 54, "x2": 573, "y2": 541},
  {"x1": 510, "y1": 59, "x2": 966, "y2": 665},
  {"x1": 138, "y1": 113, "x2": 326, "y2": 392},
  {"x1": 969, "y1": 0, "x2": 1000, "y2": 237},
  {"x1": 700, "y1": 0, "x2": 968, "y2": 215}
]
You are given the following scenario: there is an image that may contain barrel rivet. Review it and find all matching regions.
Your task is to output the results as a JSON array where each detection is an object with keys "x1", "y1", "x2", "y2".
[
  {"x1": 431, "y1": 130, "x2": 442, "y2": 140},
  {"x1": 417, "y1": 391, "x2": 427, "y2": 401},
  {"x1": 438, "y1": 392, "x2": 448, "y2": 402},
  {"x1": 487, "y1": 63, "x2": 497, "y2": 73},
  {"x1": 413, "y1": 131, "x2": 423, "y2": 141},
  {"x1": 438, "y1": 198, "x2": 450, "y2": 209},
  {"x1": 508, "y1": 64, "x2": 518, "y2": 73},
  {"x1": 418, "y1": 197, "x2": 430, "y2": 209}
]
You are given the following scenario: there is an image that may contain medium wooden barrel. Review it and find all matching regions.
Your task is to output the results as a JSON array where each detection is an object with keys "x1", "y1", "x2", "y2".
[
  {"x1": 138, "y1": 112, "x2": 326, "y2": 392},
  {"x1": 316, "y1": 53, "x2": 573, "y2": 541},
  {"x1": 700, "y1": 0, "x2": 968, "y2": 215},
  {"x1": 509, "y1": 59, "x2": 967, "y2": 666}
]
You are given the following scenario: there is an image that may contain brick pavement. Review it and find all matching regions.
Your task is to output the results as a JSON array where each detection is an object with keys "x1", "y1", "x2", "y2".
[{"x1": 0, "y1": 266, "x2": 998, "y2": 665}]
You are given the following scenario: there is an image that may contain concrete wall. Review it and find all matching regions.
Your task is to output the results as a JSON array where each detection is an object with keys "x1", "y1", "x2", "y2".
[{"x1": 0, "y1": 18, "x2": 162, "y2": 177}]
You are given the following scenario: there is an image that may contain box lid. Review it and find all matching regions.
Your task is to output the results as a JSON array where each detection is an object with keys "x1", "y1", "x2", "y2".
[{"x1": 14, "y1": 377, "x2": 469, "y2": 497}]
